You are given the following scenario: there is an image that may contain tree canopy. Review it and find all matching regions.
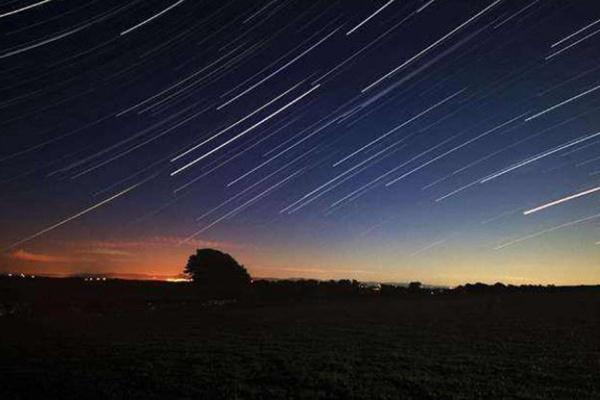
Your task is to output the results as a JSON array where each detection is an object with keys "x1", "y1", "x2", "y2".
[{"x1": 184, "y1": 249, "x2": 250, "y2": 299}]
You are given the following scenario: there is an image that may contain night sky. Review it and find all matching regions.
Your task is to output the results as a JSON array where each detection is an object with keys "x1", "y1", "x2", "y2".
[{"x1": 1, "y1": 0, "x2": 599, "y2": 285}]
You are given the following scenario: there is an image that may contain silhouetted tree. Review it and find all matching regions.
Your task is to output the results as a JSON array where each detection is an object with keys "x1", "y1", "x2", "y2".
[
  {"x1": 184, "y1": 249, "x2": 251, "y2": 299},
  {"x1": 408, "y1": 281, "x2": 422, "y2": 291}
]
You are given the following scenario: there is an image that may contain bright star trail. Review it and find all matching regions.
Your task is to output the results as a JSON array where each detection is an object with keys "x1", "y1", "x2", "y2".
[
  {"x1": 120, "y1": 0, "x2": 186, "y2": 36},
  {"x1": 523, "y1": 186, "x2": 600, "y2": 215},
  {"x1": 346, "y1": 0, "x2": 395, "y2": 36},
  {"x1": 0, "y1": 0, "x2": 55, "y2": 19},
  {"x1": 3, "y1": 177, "x2": 151, "y2": 251},
  {"x1": 1, "y1": 0, "x2": 599, "y2": 285}
]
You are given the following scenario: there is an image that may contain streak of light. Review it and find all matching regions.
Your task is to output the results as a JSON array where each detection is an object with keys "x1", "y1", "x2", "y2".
[
  {"x1": 362, "y1": 0, "x2": 502, "y2": 92},
  {"x1": 171, "y1": 80, "x2": 305, "y2": 162},
  {"x1": 421, "y1": 174, "x2": 451, "y2": 190},
  {"x1": 525, "y1": 83, "x2": 600, "y2": 121},
  {"x1": 417, "y1": 0, "x2": 436, "y2": 13},
  {"x1": 357, "y1": 213, "x2": 403, "y2": 237},
  {"x1": 195, "y1": 148, "x2": 317, "y2": 221},
  {"x1": 424, "y1": 122, "x2": 540, "y2": 190},
  {"x1": 386, "y1": 112, "x2": 527, "y2": 186},
  {"x1": 143, "y1": 42, "x2": 268, "y2": 113},
  {"x1": 481, "y1": 207, "x2": 523, "y2": 225},
  {"x1": 71, "y1": 104, "x2": 213, "y2": 179},
  {"x1": 4, "y1": 176, "x2": 154, "y2": 251},
  {"x1": 171, "y1": 84, "x2": 320, "y2": 176},
  {"x1": 263, "y1": 119, "x2": 328, "y2": 157},
  {"x1": 263, "y1": 92, "x2": 364, "y2": 157},
  {"x1": 0, "y1": 113, "x2": 113, "y2": 163},
  {"x1": 536, "y1": 65, "x2": 600, "y2": 97},
  {"x1": 334, "y1": 89, "x2": 465, "y2": 166},
  {"x1": 409, "y1": 239, "x2": 447, "y2": 257},
  {"x1": 313, "y1": 9, "x2": 415, "y2": 85},
  {"x1": 546, "y1": 27, "x2": 600, "y2": 60},
  {"x1": 0, "y1": 0, "x2": 55, "y2": 19},
  {"x1": 1, "y1": 86, "x2": 93, "y2": 127},
  {"x1": 217, "y1": 26, "x2": 340, "y2": 109},
  {"x1": 227, "y1": 115, "x2": 341, "y2": 186},
  {"x1": 116, "y1": 45, "x2": 241, "y2": 116},
  {"x1": 495, "y1": 211, "x2": 600, "y2": 250},
  {"x1": 188, "y1": 117, "x2": 300, "y2": 187},
  {"x1": 134, "y1": 41, "x2": 263, "y2": 112},
  {"x1": 48, "y1": 103, "x2": 202, "y2": 176},
  {"x1": 347, "y1": 23, "x2": 487, "y2": 126},
  {"x1": 551, "y1": 17, "x2": 600, "y2": 48},
  {"x1": 173, "y1": 121, "x2": 309, "y2": 194},
  {"x1": 0, "y1": 145, "x2": 93, "y2": 187},
  {"x1": 560, "y1": 138, "x2": 600, "y2": 156},
  {"x1": 346, "y1": 0, "x2": 395, "y2": 35},
  {"x1": 120, "y1": 0, "x2": 185, "y2": 35},
  {"x1": 130, "y1": 196, "x2": 183, "y2": 226},
  {"x1": 0, "y1": 23, "x2": 91, "y2": 60},
  {"x1": 1, "y1": 1, "x2": 135, "y2": 59},
  {"x1": 181, "y1": 170, "x2": 303, "y2": 242},
  {"x1": 243, "y1": 0, "x2": 278, "y2": 23},
  {"x1": 493, "y1": 0, "x2": 539, "y2": 29},
  {"x1": 227, "y1": 169, "x2": 306, "y2": 220},
  {"x1": 576, "y1": 155, "x2": 600, "y2": 167},
  {"x1": 220, "y1": 0, "x2": 290, "y2": 52},
  {"x1": 480, "y1": 130, "x2": 600, "y2": 183},
  {"x1": 442, "y1": 101, "x2": 600, "y2": 180},
  {"x1": 435, "y1": 179, "x2": 481, "y2": 202},
  {"x1": 524, "y1": 186, "x2": 600, "y2": 215},
  {"x1": 297, "y1": 1, "x2": 340, "y2": 33},
  {"x1": 363, "y1": 20, "x2": 489, "y2": 106},
  {"x1": 288, "y1": 143, "x2": 407, "y2": 214},
  {"x1": 335, "y1": 104, "x2": 363, "y2": 125},
  {"x1": 93, "y1": 156, "x2": 172, "y2": 197},
  {"x1": 281, "y1": 144, "x2": 397, "y2": 213},
  {"x1": 325, "y1": 186, "x2": 371, "y2": 215},
  {"x1": 221, "y1": 26, "x2": 330, "y2": 98},
  {"x1": 331, "y1": 133, "x2": 460, "y2": 209}
]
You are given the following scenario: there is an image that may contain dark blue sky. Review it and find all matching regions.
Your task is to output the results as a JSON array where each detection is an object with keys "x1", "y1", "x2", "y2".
[{"x1": 1, "y1": 0, "x2": 599, "y2": 284}]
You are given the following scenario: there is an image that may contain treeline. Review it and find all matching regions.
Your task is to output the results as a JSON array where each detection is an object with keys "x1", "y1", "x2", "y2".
[
  {"x1": 249, "y1": 279, "x2": 590, "y2": 302},
  {"x1": 1, "y1": 276, "x2": 598, "y2": 318}
]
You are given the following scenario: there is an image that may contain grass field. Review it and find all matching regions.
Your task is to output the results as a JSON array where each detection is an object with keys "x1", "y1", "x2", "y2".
[{"x1": 1, "y1": 279, "x2": 599, "y2": 399}]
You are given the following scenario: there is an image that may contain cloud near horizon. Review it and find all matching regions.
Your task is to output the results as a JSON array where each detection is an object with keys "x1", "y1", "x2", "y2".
[
  {"x1": 81, "y1": 236, "x2": 246, "y2": 251},
  {"x1": 10, "y1": 249, "x2": 73, "y2": 263},
  {"x1": 75, "y1": 248, "x2": 133, "y2": 257},
  {"x1": 1, "y1": 236, "x2": 253, "y2": 276}
]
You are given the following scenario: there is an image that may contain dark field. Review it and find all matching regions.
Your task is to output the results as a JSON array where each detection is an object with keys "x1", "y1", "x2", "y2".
[{"x1": 1, "y1": 279, "x2": 599, "y2": 399}]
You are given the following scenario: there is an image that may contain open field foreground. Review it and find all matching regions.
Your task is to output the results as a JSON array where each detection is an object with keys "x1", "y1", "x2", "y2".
[{"x1": 1, "y1": 279, "x2": 599, "y2": 399}]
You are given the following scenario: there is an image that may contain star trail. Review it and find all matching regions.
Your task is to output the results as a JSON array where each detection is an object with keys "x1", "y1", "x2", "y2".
[{"x1": 1, "y1": 0, "x2": 599, "y2": 284}]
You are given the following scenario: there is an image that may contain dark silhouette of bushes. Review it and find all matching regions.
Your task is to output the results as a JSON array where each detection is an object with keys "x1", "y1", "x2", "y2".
[{"x1": 251, "y1": 279, "x2": 364, "y2": 303}]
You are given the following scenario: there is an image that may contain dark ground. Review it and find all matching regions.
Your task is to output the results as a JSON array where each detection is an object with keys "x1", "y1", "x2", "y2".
[{"x1": 1, "y1": 278, "x2": 599, "y2": 399}]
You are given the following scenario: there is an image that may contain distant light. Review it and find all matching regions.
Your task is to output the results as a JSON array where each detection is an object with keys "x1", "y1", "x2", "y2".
[{"x1": 166, "y1": 278, "x2": 191, "y2": 282}]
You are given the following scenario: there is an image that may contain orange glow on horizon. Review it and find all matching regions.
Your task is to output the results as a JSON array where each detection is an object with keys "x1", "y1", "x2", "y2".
[{"x1": 1, "y1": 233, "x2": 599, "y2": 286}]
